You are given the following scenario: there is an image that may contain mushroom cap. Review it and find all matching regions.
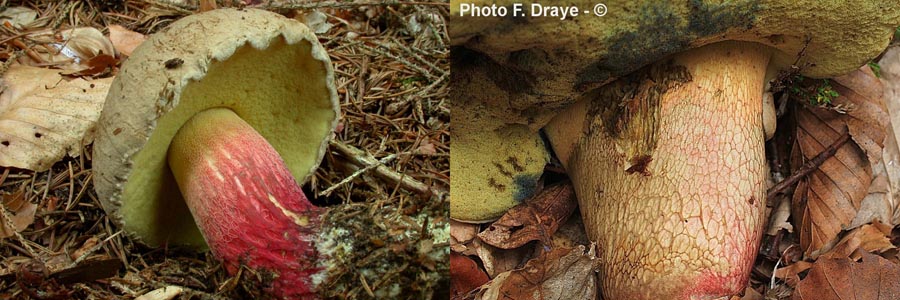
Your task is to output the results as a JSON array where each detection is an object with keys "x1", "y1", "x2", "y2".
[
  {"x1": 452, "y1": 0, "x2": 900, "y2": 128},
  {"x1": 450, "y1": 124, "x2": 548, "y2": 222},
  {"x1": 93, "y1": 8, "x2": 339, "y2": 248}
]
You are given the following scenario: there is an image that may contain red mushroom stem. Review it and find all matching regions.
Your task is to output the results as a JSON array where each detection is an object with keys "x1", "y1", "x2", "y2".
[{"x1": 168, "y1": 108, "x2": 323, "y2": 299}]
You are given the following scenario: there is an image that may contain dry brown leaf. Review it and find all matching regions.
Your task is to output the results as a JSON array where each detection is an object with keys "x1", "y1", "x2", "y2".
[
  {"x1": 877, "y1": 47, "x2": 900, "y2": 226},
  {"x1": 849, "y1": 160, "x2": 894, "y2": 229},
  {"x1": 450, "y1": 253, "x2": 489, "y2": 298},
  {"x1": 821, "y1": 222, "x2": 894, "y2": 260},
  {"x1": 776, "y1": 260, "x2": 814, "y2": 287},
  {"x1": 107, "y1": 25, "x2": 146, "y2": 57},
  {"x1": 451, "y1": 220, "x2": 479, "y2": 254},
  {"x1": 0, "y1": 7, "x2": 37, "y2": 29},
  {"x1": 792, "y1": 66, "x2": 887, "y2": 257},
  {"x1": 199, "y1": 0, "x2": 217, "y2": 12},
  {"x1": 472, "y1": 245, "x2": 600, "y2": 300},
  {"x1": 0, "y1": 65, "x2": 113, "y2": 171},
  {"x1": 71, "y1": 236, "x2": 100, "y2": 261},
  {"x1": 550, "y1": 212, "x2": 589, "y2": 249},
  {"x1": 478, "y1": 182, "x2": 576, "y2": 249},
  {"x1": 62, "y1": 54, "x2": 118, "y2": 77},
  {"x1": 473, "y1": 239, "x2": 530, "y2": 278},
  {"x1": 299, "y1": 11, "x2": 334, "y2": 34},
  {"x1": 0, "y1": 190, "x2": 36, "y2": 239},
  {"x1": 792, "y1": 251, "x2": 900, "y2": 300},
  {"x1": 768, "y1": 195, "x2": 794, "y2": 235},
  {"x1": 19, "y1": 27, "x2": 115, "y2": 71}
]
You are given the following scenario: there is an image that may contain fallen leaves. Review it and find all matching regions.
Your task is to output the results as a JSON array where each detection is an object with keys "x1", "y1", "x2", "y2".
[
  {"x1": 0, "y1": 65, "x2": 113, "y2": 171},
  {"x1": 451, "y1": 181, "x2": 587, "y2": 298},
  {"x1": 477, "y1": 183, "x2": 576, "y2": 249},
  {"x1": 468, "y1": 245, "x2": 600, "y2": 300},
  {"x1": 793, "y1": 252, "x2": 900, "y2": 300},
  {"x1": 450, "y1": 220, "x2": 479, "y2": 254},
  {"x1": 0, "y1": 188, "x2": 36, "y2": 239},
  {"x1": 0, "y1": 7, "x2": 38, "y2": 29},
  {"x1": 450, "y1": 253, "x2": 489, "y2": 298},
  {"x1": 107, "y1": 25, "x2": 147, "y2": 57},
  {"x1": 763, "y1": 53, "x2": 900, "y2": 299},
  {"x1": 878, "y1": 46, "x2": 900, "y2": 227},
  {"x1": 821, "y1": 222, "x2": 894, "y2": 260},
  {"x1": 299, "y1": 11, "x2": 334, "y2": 34},
  {"x1": 791, "y1": 66, "x2": 888, "y2": 257},
  {"x1": 18, "y1": 27, "x2": 117, "y2": 73}
]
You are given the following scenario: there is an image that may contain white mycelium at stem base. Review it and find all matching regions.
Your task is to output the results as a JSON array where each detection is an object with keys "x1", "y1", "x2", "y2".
[
  {"x1": 167, "y1": 108, "x2": 323, "y2": 300},
  {"x1": 546, "y1": 41, "x2": 770, "y2": 299}
]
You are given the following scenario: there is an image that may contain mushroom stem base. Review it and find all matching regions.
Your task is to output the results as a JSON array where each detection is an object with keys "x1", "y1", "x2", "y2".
[
  {"x1": 168, "y1": 108, "x2": 322, "y2": 299},
  {"x1": 546, "y1": 41, "x2": 771, "y2": 299}
]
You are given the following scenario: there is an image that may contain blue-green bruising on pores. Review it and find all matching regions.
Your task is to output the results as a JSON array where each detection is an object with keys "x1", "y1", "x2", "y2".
[
  {"x1": 576, "y1": 0, "x2": 759, "y2": 90},
  {"x1": 513, "y1": 173, "x2": 542, "y2": 202}
]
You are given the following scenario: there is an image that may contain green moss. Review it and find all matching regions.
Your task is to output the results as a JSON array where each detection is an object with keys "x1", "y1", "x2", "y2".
[
  {"x1": 789, "y1": 75, "x2": 839, "y2": 105},
  {"x1": 869, "y1": 61, "x2": 881, "y2": 78},
  {"x1": 400, "y1": 76, "x2": 427, "y2": 86}
]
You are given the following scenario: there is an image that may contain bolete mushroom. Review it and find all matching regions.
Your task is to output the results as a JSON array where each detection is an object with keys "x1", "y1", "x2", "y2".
[
  {"x1": 451, "y1": 1, "x2": 900, "y2": 299},
  {"x1": 93, "y1": 9, "x2": 337, "y2": 299}
]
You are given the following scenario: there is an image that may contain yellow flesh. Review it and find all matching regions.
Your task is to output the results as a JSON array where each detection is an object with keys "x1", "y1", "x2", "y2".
[
  {"x1": 546, "y1": 42, "x2": 770, "y2": 299},
  {"x1": 121, "y1": 38, "x2": 334, "y2": 248}
]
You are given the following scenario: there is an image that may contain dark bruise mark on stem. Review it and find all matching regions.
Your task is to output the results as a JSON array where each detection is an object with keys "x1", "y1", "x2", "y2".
[
  {"x1": 583, "y1": 60, "x2": 692, "y2": 176},
  {"x1": 766, "y1": 129, "x2": 851, "y2": 200},
  {"x1": 625, "y1": 155, "x2": 653, "y2": 176}
]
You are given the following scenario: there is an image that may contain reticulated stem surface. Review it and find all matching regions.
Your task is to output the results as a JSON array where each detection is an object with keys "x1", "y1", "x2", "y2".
[
  {"x1": 547, "y1": 41, "x2": 771, "y2": 299},
  {"x1": 168, "y1": 107, "x2": 322, "y2": 299}
]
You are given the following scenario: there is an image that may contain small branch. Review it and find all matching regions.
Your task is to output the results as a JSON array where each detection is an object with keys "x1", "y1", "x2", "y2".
[
  {"x1": 358, "y1": 43, "x2": 437, "y2": 80},
  {"x1": 324, "y1": 140, "x2": 446, "y2": 199},
  {"x1": 319, "y1": 151, "x2": 403, "y2": 197},
  {"x1": 766, "y1": 129, "x2": 851, "y2": 200},
  {"x1": 70, "y1": 230, "x2": 123, "y2": 266}
]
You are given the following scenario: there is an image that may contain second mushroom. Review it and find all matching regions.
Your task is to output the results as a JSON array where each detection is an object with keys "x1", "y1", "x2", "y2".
[{"x1": 451, "y1": 1, "x2": 900, "y2": 299}]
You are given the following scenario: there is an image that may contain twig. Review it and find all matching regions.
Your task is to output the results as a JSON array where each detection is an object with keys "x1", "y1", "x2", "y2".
[
  {"x1": 415, "y1": 72, "x2": 447, "y2": 98},
  {"x1": 71, "y1": 230, "x2": 124, "y2": 266},
  {"x1": 10, "y1": 38, "x2": 45, "y2": 64},
  {"x1": 766, "y1": 129, "x2": 851, "y2": 200},
  {"x1": 0, "y1": 168, "x2": 9, "y2": 187},
  {"x1": 319, "y1": 151, "x2": 404, "y2": 197},
  {"x1": 325, "y1": 140, "x2": 445, "y2": 199},
  {"x1": 381, "y1": 40, "x2": 447, "y2": 77},
  {"x1": 358, "y1": 43, "x2": 437, "y2": 80},
  {"x1": 145, "y1": 0, "x2": 195, "y2": 15}
]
